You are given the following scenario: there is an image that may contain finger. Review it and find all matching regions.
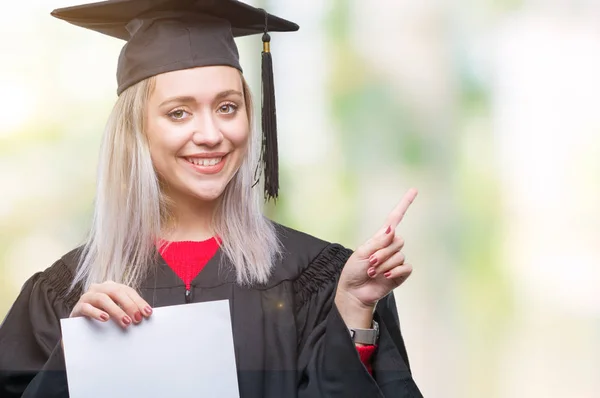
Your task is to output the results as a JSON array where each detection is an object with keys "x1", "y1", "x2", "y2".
[
  {"x1": 123, "y1": 286, "x2": 153, "y2": 318},
  {"x1": 382, "y1": 188, "x2": 418, "y2": 232},
  {"x1": 374, "y1": 251, "x2": 406, "y2": 276},
  {"x1": 85, "y1": 292, "x2": 132, "y2": 328},
  {"x1": 106, "y1": 289, "x2": 144, "y2": 324},
  {"x1": 70, "y1": 302, "x2": 109, "y2": 322},
  {"x1": 383, "y1": 263, "x2": 413, "y2": 286},
  {"x1": 69, "y1": 302, "x2": 110, "y2": 322},
  {"x1": 370, "y1": 235, "x2": 404, "y2": 268},
  {"x1": 355, "y1": 228, "x2": 395, "y2": 260}
]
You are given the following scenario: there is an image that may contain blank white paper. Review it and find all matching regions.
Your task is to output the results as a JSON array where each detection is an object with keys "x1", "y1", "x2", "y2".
[{"x1": 60, "y1": 300, "x2": 240, "y2": 398}]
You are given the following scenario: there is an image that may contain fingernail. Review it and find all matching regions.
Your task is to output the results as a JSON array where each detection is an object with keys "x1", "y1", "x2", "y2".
[
  {"x1": 134, "y1": 312, "x2": 142, "y2": 323},
  {"x1": 99, "y1": 313, "x2": 109, "y2": 322},
  {"x1": 123, "y1": 316, "x2": 132, "y2": 325},
  {"x1": 144, "y1": 306, "x2": 153, "y2": 316},
  {"x1": 385, "y1": 226, "x2": 392, "y2": 234},
  {"x1": 369, "y1": 255, "x2": 378, "y2": 266},
  {"x1": 384, "y1": 271, "x2": 392, "y2": 278},
  {"x1": 367, "y1": 268, "x2": 376, "y2": 277}
]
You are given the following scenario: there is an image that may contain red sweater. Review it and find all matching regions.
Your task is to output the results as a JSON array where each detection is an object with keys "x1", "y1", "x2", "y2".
[{"x1": 159, "y1": 239, "x2": 376, "y2": 375}]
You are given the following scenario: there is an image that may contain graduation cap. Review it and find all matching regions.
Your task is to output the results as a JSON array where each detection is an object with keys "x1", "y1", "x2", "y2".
[{"x1": 51, "y1": 0, "x2": 300, "y2": 201}]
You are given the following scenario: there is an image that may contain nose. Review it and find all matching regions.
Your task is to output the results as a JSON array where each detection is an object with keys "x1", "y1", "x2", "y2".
[{"x1": 191, "y1": 113, "x2": 223, "y2": 147}]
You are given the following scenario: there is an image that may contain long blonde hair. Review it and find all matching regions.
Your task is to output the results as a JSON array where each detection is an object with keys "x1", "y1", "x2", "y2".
[{"x1": 72, "y1": 73, "x2": 281, "y2": 292}]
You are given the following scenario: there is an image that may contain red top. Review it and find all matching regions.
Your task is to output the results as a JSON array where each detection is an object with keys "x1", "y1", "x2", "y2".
[
  {"x1": 158, "y1": 239, "x2": 376, "y2": 375},
  {"x1": 159, "y1": 238, "x2": 219, "y2": 290}
]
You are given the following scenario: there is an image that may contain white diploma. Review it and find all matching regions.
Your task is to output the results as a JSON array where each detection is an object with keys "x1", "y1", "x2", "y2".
[{"x1": 60, "y1": 300, "x2": 240, "y2": 398}]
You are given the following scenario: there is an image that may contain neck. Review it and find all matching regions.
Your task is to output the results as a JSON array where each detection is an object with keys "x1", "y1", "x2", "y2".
[{"x1": 162, "y1": 193, "x2": 220, "y2": 242}]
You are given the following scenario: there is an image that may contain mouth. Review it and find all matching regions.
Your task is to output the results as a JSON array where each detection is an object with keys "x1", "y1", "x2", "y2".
[
  {"x1": 182, "y1": 153, "x2": 228, "y2": 175},
  {"x1": 185, "y1": 156, "x2": 223, "y2": 167}
]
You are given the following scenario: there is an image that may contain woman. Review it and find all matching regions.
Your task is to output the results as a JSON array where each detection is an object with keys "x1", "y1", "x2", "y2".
[{"x1": 0, "y1": 0, "x2": 423, "y2": 397}]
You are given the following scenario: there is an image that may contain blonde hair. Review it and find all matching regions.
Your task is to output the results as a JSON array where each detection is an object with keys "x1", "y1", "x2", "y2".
[{"x1": 72, "y1": 73, "x2": 281, "y2": 292}]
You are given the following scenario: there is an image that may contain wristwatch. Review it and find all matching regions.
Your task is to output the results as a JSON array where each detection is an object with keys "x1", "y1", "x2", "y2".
[{"x1": 349, "y1": 320, "x2": 379, "y2": 345}]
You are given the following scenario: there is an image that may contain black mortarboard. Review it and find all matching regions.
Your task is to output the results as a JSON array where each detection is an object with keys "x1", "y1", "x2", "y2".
[{"x1": 51, "y1": 0, "x2": 299, "y2": 201}]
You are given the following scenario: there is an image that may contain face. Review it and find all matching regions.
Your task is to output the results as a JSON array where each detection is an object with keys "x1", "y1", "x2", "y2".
[{"x1": 146, "y1": 66, "x2": 250, "y2": 206}]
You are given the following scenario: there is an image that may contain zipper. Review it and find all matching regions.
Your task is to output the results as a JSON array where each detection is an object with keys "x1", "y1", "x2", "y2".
[{"x1": 185, "y1": 287, "x2": 192, "y2": 303}]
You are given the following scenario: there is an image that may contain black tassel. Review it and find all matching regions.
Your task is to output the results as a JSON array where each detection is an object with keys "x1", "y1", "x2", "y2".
[{"x1": 261, "y1": 31, "x2": 279, "y2": 201}]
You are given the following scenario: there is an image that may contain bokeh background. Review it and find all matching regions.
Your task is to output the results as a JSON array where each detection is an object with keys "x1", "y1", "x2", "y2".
[{"x1": 2, "y1": 0, "x2": 599, "y2": 396}]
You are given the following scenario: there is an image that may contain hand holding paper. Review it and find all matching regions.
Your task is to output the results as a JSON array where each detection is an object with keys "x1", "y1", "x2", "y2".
[
  {"x1": 69, "y1": 281, "x2": 153, "y2": 328},
  {"x1": 61, "y1": 300, "x2": 240, "y2": 398}
]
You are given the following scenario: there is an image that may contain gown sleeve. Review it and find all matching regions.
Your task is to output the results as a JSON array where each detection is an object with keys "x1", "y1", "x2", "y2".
[
  {"x1": 294, "y1": 244, "x2": 423, "y2": 398},
  {"x1": 0, "y1": 259, "x2": 79, "y2": 398}
]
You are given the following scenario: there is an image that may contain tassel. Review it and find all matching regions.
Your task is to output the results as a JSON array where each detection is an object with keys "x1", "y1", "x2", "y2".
[{"x1": 261, "y1": 30, "x2": 279, "y2": 201}]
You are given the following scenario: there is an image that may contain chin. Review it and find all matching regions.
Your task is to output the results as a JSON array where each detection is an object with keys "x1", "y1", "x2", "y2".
[{"x1": 189, "y1": 183, "x2": 228, "y2": 202}]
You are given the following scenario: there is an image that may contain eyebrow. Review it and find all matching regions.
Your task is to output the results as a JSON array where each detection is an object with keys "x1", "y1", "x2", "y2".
[{"x1": 159, "y1": 90, "x2": 243, "y2": 108}]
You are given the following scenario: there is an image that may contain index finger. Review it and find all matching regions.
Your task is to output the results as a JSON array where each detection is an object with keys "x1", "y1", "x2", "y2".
[{"x1": 383, "y1": 187, "x2": 418, "y2": 231}]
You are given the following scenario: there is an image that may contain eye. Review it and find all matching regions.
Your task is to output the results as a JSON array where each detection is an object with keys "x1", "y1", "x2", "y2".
[
  {"x1": 167, "y1": 109, "x2": 190, "y2": 121},
  {"x1": 217, "y1": 102, "x2": 238, "y2": 115}
]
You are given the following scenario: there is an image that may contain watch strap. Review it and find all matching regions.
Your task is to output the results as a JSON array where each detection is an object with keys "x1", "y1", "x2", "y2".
[{"x1": 349, "y1": 320, "x2": 379, "y2": 345}]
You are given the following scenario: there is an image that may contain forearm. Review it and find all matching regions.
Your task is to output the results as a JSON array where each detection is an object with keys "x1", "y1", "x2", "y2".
[{"x1": 22, "y1": 342, "x2": 69, "y2": 398}]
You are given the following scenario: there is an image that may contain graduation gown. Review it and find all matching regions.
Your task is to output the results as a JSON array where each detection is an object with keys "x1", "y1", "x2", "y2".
[{"x1": 0, "y1": 224, "x2": 422, "y2": 397}]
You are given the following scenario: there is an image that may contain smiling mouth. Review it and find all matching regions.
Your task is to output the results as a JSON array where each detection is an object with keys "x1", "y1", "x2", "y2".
[{"x1": 185, "y1": 156, "x2": 223, "y2": 166}]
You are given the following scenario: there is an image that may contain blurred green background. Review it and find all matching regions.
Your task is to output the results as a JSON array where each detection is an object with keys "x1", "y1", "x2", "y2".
[{"x1": 2, "y1": 0, "x2": 599, "y2": 397}]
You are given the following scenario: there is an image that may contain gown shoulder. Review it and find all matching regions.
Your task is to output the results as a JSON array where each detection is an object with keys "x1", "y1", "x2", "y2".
[{"x1": 269, "y1": 222, "x2": 353, "y2": 288}]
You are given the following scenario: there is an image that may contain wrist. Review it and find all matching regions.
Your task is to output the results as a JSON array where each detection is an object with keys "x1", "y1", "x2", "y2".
[{"x1": 334, "y1": 288, "x2": 376, "y2": 330}]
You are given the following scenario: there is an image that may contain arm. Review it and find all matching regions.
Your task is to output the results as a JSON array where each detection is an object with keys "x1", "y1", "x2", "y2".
[
  {"x1": 294, "y1": 244, "x2": 422, "y2": 398},
  {"x1": 0, "y1": 273, "x2": 47, "y2": 398},
  {"x1": 1, "y1": 258, "x2": 152, "y2": 398},
  {"x1": 0, "y1": 264, "x2": 72, "y2": 398},
  {"x1": 21, "y1": 342, "x2": 70, "y2": 398}
]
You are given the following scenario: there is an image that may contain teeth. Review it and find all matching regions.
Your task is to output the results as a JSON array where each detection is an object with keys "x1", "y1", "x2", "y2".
[{"x1": 187, "y1": 157, "x2": 222, "y2": 166}]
